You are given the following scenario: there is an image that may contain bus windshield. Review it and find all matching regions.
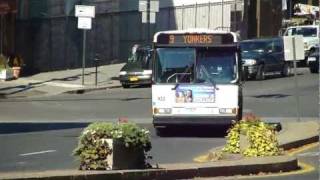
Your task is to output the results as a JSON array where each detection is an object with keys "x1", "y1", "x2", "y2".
[
  {"x1": 155, "y1": 48, "x2": 237, "y2": 84},
  {"x1": 196, "y1": 50, "x2": 237, "y2": 84}
]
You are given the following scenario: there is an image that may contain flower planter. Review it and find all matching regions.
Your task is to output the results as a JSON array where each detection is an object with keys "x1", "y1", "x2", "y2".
[
  {"x1": 12, "y1": 66, "x2": 21, "y2": 79},
  {"x1": 239, "y1": 134, "x2": 250, "y2": 152},
  {"x1": 109, "y1": 139, "x2": 146, "y2": 170},
  {"x1": 0, "y1": 69, "x2": 14, "y2": 80}
]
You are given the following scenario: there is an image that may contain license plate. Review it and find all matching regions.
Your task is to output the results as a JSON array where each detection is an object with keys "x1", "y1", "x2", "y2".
[{"x1": 129, "y1": 77, "x2": 139, "y2": 81}]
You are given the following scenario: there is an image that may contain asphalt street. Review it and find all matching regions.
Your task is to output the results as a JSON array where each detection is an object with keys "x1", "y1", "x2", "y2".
[
  {"x1": 0, "y1": 125, "x2": 226, "y2": 172},
  {"x1": 0, "y1": 68, "x2": 317, "y2": 123}
]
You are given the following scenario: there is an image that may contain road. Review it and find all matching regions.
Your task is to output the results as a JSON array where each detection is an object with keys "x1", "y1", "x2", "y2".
[
  {"x1": 0, "y1": 68, "x2": 317, "y2": 123},
  {"x1": 0, "y1": 68, "x2": 318, "y2": 179},
  {"x1": 0, "y1": 125, "x2": 226, "y2": 172}
]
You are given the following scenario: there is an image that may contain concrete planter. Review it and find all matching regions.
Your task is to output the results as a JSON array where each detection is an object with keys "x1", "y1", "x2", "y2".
[
  {"x1": 239, "y1": 134, "x2": 250, "y2": 152},
  {"x1": 107, "y1": 139, "x2": 146, "y2": 170},
  {"x1": 0, "y1": 69, "x2": 13, "y2": 80}
]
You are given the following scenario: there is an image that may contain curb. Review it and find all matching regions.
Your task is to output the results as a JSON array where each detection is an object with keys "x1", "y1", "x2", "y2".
[
  {"x1": 64, "y1": 85, "x2": 122, "y2": 94},
  {"x1": 280, "y1": 135, "x2": 319, "y2": 150},
  {"x1": 0, "y1": 156, "x2": 298, "y2": 180}
]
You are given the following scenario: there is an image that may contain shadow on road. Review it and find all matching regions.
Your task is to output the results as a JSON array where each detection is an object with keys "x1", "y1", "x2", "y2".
[
  {"x1": 154, "y1": 126, "x2": 230, "y2": 138},
  {"x1": 252, "y1": 93, "x2": 291, "y2": 98},
  {"x1": 0, "y1": 123, "x2": 90, "y2": 134}
]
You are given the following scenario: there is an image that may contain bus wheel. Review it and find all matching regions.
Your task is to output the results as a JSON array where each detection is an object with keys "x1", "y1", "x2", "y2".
[
  {"x1": 155, "y1": 127, "x2": 167, "y2": 137},
  {"x1": 255, "y1": 65, "x2": 265, "y2": 80}
]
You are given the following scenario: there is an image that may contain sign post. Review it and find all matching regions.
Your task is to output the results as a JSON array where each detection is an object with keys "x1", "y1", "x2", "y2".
[
  {"x1": 283, "y1": 35, "x2": 305, "y2": 121},
  {"x1": 75, "y1": 5, "x2": 95, "y2": 85}
]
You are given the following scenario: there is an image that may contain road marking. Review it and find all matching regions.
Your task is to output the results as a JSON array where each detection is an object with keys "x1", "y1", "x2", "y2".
[
  {"x1": 287, "y1": 142, "x2": 319, "y2": 156},
  {"x1": 19, "y1": 150, "x2": 56, "y2": 156},
  {"x1": 297, "y1": 151, "x2": 320, "y2": 157}
]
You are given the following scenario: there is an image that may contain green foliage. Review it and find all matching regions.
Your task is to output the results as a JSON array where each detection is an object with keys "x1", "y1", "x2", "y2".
[
  {"x1": 223, "y1": 113, "x2": 283, "y2": 157},
  {"x1": 0, "y1": 55, "x2": 7, "y2": 70},
  {"x1": 73, "y1": 122, "x2": 151, "y2": 170}
]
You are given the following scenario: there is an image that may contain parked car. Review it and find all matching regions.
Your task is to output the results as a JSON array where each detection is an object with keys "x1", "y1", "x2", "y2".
[
  {"x1": 119, "y1": 46, "x2": 153, "y2": 88},
  {"x1": 240, "y1": 38, "x2": 292, "y2": 80},
  {"x1": 307, "y1": 44, "x2": 319, "y2": 73}
]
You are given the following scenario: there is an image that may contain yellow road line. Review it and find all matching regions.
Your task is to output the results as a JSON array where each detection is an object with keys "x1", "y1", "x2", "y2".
[{"x1": 287, "y1": 142, "x2": 319, "y2": 156}]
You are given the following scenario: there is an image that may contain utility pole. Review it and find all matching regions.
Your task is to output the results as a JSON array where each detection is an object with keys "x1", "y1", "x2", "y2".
[
  {"x1": 147, "y1": 0, "x2": 150, "y2": 43},
  {"x1": 256, "y1": 0, "x2": 261, "y2": 37},
  {"x1": 221, "y1": 0, "x2": 224, "y2": 28}
]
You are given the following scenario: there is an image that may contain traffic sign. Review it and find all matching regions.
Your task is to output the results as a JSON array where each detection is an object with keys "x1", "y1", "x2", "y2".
[
  {"x1": 283, "y1": 36, "x2": 305, "y2": 61},
  {"x1": 77, "y1": 17, "x2": 92, "y2": 30},
  {"x1": 75, "y1": 5, "x2": 95, "y2": 18},
  {"x1": 139, "y1": 0, "x2": 147, "y2": 12}
]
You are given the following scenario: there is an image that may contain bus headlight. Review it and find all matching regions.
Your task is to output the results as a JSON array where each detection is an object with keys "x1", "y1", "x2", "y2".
[
  {"x1": 219, "y1": 108, "x2": 237, "y2": 114},
  {"x1": 243, "y1": 59, "x2": 257, "y2": 66},
  {"x1": 153, "y1": 108, "x2": 172, "y2": 114}
]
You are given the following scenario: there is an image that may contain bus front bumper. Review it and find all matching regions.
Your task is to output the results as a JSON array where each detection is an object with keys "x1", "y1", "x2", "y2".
[{"x1": 153, "y1": 115, "x2": 237, "y2": 127}]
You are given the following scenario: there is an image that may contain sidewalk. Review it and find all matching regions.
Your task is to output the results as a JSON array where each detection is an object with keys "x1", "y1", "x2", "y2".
[{"x1": 0, "y1": 63, "x2": 124, "y2": 98}]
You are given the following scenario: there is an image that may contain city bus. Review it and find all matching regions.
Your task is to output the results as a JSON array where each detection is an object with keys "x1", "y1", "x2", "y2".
[{"x1": 151, "y1": 29, "x2": 243, "y2": 135}]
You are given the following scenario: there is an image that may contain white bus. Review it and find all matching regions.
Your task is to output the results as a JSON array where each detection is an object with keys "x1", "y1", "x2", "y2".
[{"x1": 151, "y1": 29, "x2": 243, "y2": 135}]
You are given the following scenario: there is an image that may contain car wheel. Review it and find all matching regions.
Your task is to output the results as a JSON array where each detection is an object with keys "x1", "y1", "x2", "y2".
[
  {"x1": 122, "y1": 84, "x2": 130, "y2": 88},
  {"x1": 281, "y1": 63, "x2": 291, "y2": 77},
  {"x1": 255, "y1": 65, "x2": 265, "y2": 80}
]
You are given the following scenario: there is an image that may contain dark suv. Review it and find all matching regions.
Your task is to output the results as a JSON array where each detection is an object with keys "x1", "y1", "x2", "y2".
[
  {"x1": 240, "y1": 38, "x2": 292, "y2": 80},
  {"x1": 119, "y1": 46, "x2": 153, "y2": 88}
]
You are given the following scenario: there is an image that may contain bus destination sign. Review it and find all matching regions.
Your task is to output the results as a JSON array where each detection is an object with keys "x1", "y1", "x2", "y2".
[{"x1": 156, "y1": 33, "x2": 234, "y2": 46}]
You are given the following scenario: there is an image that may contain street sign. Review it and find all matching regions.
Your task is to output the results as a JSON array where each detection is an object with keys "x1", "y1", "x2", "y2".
[
  {"x1": 150, "y1": 12, "x2": 156, "y2": 23},
  {"x1": 283, "y1": 36, "x2": 305, "y2": 61},
  {"x1": 77, "y1": 17, "x2": 92, "y2": 30},
  {"x1": 141, "y1": 11, "x2": 147, "y2": 23},
  {"x1": 139, "y1": 0, "x2": 147, "y2": 12},
  {"x1": 75, "y1": 5, "x2": 95, "y2": 85},
  {"x1": 150, "y1": 0, "x2": 159, "y2": 12},
  {"x1": 75, "y1": 5, "x2": 95, "y2": 18}
]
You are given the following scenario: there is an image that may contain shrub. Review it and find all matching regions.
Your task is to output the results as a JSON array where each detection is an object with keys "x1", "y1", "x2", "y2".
[
  {"x1": 223, "y1": 113, "x2": 283, "y2": 157},
  {"x1": 73, "y1": 122, "x2": 152, "y2": 170}
]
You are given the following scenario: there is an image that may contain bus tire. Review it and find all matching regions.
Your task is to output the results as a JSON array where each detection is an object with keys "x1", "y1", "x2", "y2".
[
  {"x1": 255, "y1": 65, "x2": 265, "y2": 80},
  {"x1": 155, "y1": 127, "x2": 166, "y2": 137}
]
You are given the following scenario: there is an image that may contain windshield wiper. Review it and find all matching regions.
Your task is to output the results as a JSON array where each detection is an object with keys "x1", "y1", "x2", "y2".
[
  {"x1": 199, "y1": 65, "x2": 219, "y2": 90},
  {"x1": 171, "y1": 65, "x2": 193, "y2": 90}
]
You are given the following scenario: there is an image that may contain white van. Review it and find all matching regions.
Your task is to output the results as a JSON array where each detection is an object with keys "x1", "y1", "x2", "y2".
[{"x1": 283, "y1": 25, "x2": 319, "y2": 58}]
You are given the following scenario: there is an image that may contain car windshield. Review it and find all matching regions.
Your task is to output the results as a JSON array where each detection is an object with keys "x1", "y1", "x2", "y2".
[
  {"x1": 285, "y1": 27, "x2": 317, "y2": 37},
  {"x1": 240, "y1": 41, "x2": 268, "y2": 53},
  {"x1": 128, "y1": 49, "x2": 151, "y2": 69},
  {"x1": 155, "y1": 48, "x2": 237, "y2": 84}
]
